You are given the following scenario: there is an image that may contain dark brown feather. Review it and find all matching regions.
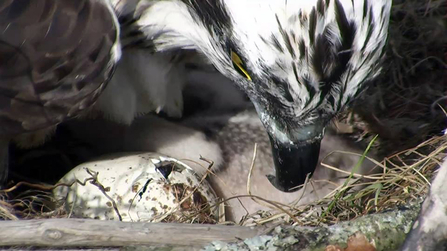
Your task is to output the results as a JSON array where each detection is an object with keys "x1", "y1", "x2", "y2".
[{"x1": 0, "y1": 0, "x2": 119, "y2": 135}]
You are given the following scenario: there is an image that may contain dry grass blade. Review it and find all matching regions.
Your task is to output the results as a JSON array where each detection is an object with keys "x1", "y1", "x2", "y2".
[
  {"x1": 319, "y1": 135, "x2": 378, "y2": 223},
  {"x1": 236, "y1": 133, "x2": 445, "y2": 227},
  {"x1": 315, "y1": 135, "x2": 445, "y2": 225}
]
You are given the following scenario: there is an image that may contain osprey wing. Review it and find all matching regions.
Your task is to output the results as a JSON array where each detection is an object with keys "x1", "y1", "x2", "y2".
[{"x1": 0, "y1": 0, "x2": 120, "y2": 135}]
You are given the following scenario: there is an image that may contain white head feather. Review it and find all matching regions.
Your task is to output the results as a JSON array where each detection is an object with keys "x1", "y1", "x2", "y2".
[{"x1": 119, "y1": 0, "x2": 391, "y2": 142}]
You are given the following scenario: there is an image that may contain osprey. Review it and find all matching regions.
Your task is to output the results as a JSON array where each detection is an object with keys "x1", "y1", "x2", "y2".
[
  {"x1": 0, "y1": 0, "x2": 392, "y2": 193},
  {"x1": 0, "y1": 0, "x2": 120, "y2": 182},
  {"x1": 124, "y1": 0, "x2": 392, "y2": 192}
]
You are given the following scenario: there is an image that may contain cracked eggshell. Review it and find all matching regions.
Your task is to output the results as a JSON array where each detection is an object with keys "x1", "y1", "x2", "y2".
[{"x1": 53, "y1": 153, "x2": 220, "y2": 222}]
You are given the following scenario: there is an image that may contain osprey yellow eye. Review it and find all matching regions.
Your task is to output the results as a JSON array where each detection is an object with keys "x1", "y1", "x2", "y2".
[{"x1": 231, "y1": 51, "x2": 252, "y2": 81}]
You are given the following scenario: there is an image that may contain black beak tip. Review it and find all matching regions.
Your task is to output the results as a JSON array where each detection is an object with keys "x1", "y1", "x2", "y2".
[
  {"x1": 268, "y1": 139, "x2": 322, "y2": 193},
  {"x1": 266, "y1": 174, "x2": 300, "y2": 192}
]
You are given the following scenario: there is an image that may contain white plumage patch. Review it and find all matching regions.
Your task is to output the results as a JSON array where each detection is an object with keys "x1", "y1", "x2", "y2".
[
  {"x1": 133, "y1": 0, "x2": 391, "y2": 127},
  {"x1": 227, "y1": 0, "x2": 391, "y2": 118},
  {"x1": 134, "y1": 1, "x2": 233, "y2": 75},
  {"x1": 94, "y1": 50, "x2": 186, "y2": 124}
]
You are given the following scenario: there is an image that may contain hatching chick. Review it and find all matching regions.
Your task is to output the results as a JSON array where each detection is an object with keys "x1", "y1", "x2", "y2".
[{"x1": 185, "y1": 109, "x2": 378, "y2": 222}]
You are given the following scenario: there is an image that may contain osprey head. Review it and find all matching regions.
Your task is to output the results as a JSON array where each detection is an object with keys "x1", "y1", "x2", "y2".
[{"x1": 134, "y1": 0, "x2": 391, "y2": 192}]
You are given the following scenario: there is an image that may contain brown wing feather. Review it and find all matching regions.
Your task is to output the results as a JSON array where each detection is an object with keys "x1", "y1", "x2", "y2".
[{"x1": 0, "y1": 0, "x2": 119, "y2": 135}]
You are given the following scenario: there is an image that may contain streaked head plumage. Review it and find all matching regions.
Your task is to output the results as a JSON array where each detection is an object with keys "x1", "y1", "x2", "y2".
[
  {"x1": 134, "y1": 0, "x2": 390, "y2": 131},
  {"x1": 126, "y1": 0, "x2": 392, "y2": 191}
]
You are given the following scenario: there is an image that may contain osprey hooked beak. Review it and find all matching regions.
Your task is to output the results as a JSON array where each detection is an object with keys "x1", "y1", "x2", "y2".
[
  {"x1": 267, "y1": 137, "x2": 321, "y2": 192},
  {"x1": 255, "y1": 109, "x2": 327, "y2": 192}
]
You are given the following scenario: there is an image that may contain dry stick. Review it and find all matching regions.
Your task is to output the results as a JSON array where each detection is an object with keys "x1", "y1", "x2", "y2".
[
  {"x1": 246, "y1": 143, "x2": 257, "y2": 196},
  {"x1": 245, "y1": 143, "x2": 265, "y2": 209},
  {"x1": 221, "y1": 194, "x2": 301, "y2": 224},
  {"x1": 241, "y1": 143, "x2": 263, "y2": 223},
  {"x1": 0, "y1": 166, "x2": 128, "y2": 194},
  {"x1": 291, "y1": 174, "x2": 312, "y2": 207},
  {"x1": 83, "y1": 168, "x2": 122, "y2": 222},
  {"x1": 224, "y1": 194, "x2": 293, "y2": 211},
  {"x1": 54, "y1": 168, "x2": 123, "y2": 221},
  {"x1": 252, "y1": 198, "x2": 327, "y2": 226},
  {"x1": 0, "y1": 218, "x2": 259, "y2": 248},
  {"x1": 1, "y1": 181, "x2": 56, "y2": 193},
  {"x1": 320, "y1": 163, "x2": 383, "y2": 181},
  {"x1": 321, "y1": 151, "x2": 385, "y2": 178}
]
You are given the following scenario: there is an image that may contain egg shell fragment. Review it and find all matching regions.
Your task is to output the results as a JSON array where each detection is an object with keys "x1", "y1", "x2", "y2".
[{"x1": 54, "y1": 153, "x2": 220, "y2": 222}]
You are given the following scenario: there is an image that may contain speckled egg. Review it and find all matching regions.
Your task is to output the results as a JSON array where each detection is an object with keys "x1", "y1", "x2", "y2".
[{"x1": 53, "y1": 153, "x2": 221, "y2": 223}]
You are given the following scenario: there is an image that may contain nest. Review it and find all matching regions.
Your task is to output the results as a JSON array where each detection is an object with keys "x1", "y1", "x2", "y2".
[{"x1": 0, "y1": 0, "x2": 446, "y2": 229}]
